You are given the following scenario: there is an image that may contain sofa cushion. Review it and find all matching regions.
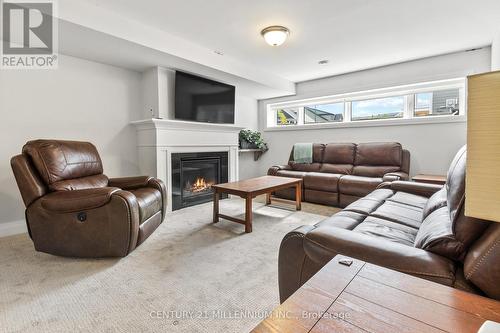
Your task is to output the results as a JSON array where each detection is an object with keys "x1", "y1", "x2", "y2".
[
  {"x1": 338, "y1": 175, "x2": 383, "y2": 197},
  {"x1": 343, "y1": 197, "x2": 385, "y2": 215},
  {"x1": 23, "y1": 139, "x2": 103, "y2": 185},
  {"x1": 304, "y1": 172, "x2": 341, "y2": 192},
  {"x1": 315, "y1": 210, "x2": 367, "y2": 230},
  {"x1": 276, "y1": 170, "x2": 307, "y2": 179},
  {"x1": 354, "y1": 142, "x2": 402, "y2": 166},
  {"x1": 353, "y1": 165, "x2": 401, "y2": 177},
  {"x1": 422, "y1": 187, "x2": 448, "y2": 219},
  {"x1": 371, "y1": 201, "x2": 423, "y2": 229},
  {"x1": 353, "y1": 216, "x2": 418, "y2": 246},
  {"x1": 415, "y1": 146, "x2": 490, "y2": 261},
  {"x1": 50, "y1": 174, "x2": 109, "y2": 191},
  {"x1": 319, "y1": 163, "x2": 353, "y2": 174},
  {"x1": 387, "y1": 191, "x2": 428, "y2": 209},
  {"x1": 130, "y1": 188, "x2": 162, "y2": 222},
  {"x1": 323, "y1": 143, "x2": 356, "y2": 164},
  {"x1": 290, "y1": 162, "x2": 322, "y2": 172}
]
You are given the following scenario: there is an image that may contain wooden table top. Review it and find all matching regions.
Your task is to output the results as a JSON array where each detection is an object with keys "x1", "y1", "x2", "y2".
[
  {"x1": 212, "y1": 176, "x2": 301, "y2": 194},
  {"x1": 412, "y1": 174, "x2": 447, "y2": 184},
  {"x1": 252, "y1": 256, "x2": 500, "y2": 333}
]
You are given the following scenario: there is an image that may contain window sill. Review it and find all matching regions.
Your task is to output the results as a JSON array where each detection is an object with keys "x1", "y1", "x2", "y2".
[{"x1": 264, "y1": 115, "x2": 466, "y2": 132}]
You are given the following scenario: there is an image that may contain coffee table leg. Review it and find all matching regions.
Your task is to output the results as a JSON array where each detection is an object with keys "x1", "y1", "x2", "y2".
[
  {"x1": 213, "y1": 189, "x2": 219, "y2": 223},
  {"x1": 245, "y1": 194, "x2": 253, "y2": 233},
  {"x1": 295, "y1": 183, "x2": 302, "y2": 210},
  {"x1": 266, "y1": 192, "x2": 272, "y2": 205}
]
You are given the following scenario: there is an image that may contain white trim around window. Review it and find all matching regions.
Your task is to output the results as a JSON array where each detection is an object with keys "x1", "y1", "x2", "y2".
[{"x1": 265, "y1": 78, "x2": 466, "y2": 131}]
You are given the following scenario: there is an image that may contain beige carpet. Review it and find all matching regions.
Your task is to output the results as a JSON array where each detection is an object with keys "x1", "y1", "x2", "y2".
[{"x1": 0, "y1": 198, "x2": 336, "y2": 333}]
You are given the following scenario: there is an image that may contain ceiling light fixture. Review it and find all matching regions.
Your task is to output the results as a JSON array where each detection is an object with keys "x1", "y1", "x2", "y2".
[
  {"x1": 318, "y1": 59, "x2": 329, "y2": 65},
  {"x1": 261, "y1": 26, "x2": 290, "y2": 46}
]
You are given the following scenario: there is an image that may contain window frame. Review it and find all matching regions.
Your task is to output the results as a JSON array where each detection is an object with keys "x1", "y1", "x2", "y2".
[{"x1": 265, "y1": 78, "x2": 466, "y2": 131}]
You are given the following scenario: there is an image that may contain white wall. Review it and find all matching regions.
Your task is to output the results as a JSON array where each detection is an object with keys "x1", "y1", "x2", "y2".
[
  {"x1": 256, "y1": 48, "x2": 492, "y2": 177},
  {"x1": 492, "y1": 33, "x2": 500, "y2": 71},
  {"x1": 0, "y1": 54, "x2": 142, "y2": 231},
  {"x1": 141, "y1": 66, "x2": 261, "y2": 179}
]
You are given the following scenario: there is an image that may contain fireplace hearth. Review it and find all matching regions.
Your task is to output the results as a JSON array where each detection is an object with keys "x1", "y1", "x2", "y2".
[{"x1": 171, "y1": 152, "x2": 228, "y2": 210}]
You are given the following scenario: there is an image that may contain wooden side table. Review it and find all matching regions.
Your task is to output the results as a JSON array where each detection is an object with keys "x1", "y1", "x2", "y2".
[
  {"x1": 252, "y1": 255, "x2": 500, "y2": 333},
  {"x1": 412, "y1": 174, "x2": 447, "y2": 185}
]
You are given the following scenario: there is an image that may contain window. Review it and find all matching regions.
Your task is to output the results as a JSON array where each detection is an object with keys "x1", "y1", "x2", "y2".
[
  {"x1": 267, "y1": 78, "x2": 465, "y2": 128},
  {"x1": 351, "y1": 96, "x2": 404, "y2": 121},
  {"x1": 276, "y1": 108, "x2": 298, "y2": 125},
  {"x1": 414, "y1": 89, "x2": 460, "y2": 117},
  {"x1": 304, "y1": 102, "x2": 344, "y2": 123}
]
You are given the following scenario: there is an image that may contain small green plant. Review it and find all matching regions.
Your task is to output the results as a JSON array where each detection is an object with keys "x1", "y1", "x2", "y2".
[{"x1": 239, "y1": 129, "x2": 268, "y2": 151}]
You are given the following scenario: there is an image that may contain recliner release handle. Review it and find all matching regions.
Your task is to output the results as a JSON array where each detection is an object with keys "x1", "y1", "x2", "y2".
[{"x1": 77, "y1": 212, "x2": 87, "y2": 222}]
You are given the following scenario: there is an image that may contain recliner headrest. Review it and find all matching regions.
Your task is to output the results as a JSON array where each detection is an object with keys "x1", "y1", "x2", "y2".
[{"x1": 22, "y1": 140, "x2": 103, "y2": 185}]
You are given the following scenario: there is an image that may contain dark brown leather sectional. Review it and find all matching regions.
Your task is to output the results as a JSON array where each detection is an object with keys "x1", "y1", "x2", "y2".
[
  {"x1": 278, "y1": 146, "x2": 500, "y2": 302},
  {"x1": 11, "y1": 140, "x2": 166, "y2": 258},
  {"x1": 268, "y1": 142, "x2": 410, "y2": 207}
]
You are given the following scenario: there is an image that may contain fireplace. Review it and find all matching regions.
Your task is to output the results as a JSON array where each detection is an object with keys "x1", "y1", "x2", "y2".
[{"x1": 171, "y1": 152, "x2": 228, "y2": 210}]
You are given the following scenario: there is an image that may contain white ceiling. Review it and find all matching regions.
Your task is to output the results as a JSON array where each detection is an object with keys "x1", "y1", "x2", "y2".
[{"x1": 76, "y1": 0, "x2": 500, "y2": 82}]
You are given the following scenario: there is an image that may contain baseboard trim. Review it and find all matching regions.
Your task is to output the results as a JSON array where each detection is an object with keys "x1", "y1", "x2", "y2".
[{"x1": 0, "y1": 220, "x2": 28, "y2": 238}]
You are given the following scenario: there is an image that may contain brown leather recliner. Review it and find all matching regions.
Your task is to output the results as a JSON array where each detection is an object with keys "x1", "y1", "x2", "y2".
[
  {"x1": 268, "y1": 142, "x2": 410, "y2": 207},
  {"x1": 11, "y1": 139, "x2": 166, "y2": 258},
  {"x1": 278, "y1": 145, "x2": 500, "y2": 302}
]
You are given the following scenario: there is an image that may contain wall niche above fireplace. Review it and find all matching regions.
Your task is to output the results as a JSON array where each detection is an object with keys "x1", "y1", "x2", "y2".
[{"x1": 171, "y1": 152, "x2": 228, "y2": 210}]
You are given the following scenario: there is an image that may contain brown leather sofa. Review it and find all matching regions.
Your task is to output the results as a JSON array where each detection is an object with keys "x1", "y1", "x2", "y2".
[
  {"x1": 11, "y1": 139, "x2": 166, "y2": 258},
  {"x1": 268, "y1": 142, "x2": 410, "y2": 207},
  {"x1": 278, "y1": 146, "x2": 500, "y2": 302}
]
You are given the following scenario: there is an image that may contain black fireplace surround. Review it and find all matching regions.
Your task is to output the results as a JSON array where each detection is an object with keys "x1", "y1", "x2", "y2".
[{"x1": 171, "y1": 152, "x2": 228, "y2": 210}]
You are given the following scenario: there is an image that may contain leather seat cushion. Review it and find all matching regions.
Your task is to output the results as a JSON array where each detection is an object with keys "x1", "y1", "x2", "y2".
[
  {"x1": 130, "y1": 188, "x2": 162, "y2": 222},
  {"x1": 387, "y1": 191, "x2": 428, "y2": 209},
  {"x1": 371, "y1": 201, "x2": 423, "y2": 229},
  {"x1": 304, "y1": 172, "x2": 341, "y2": 192},
  {"x1": 319, "y1": 163, "x2": 353, "y2": 174},
  {"x1": 276, "y1": 170, "x2": 307, "y2": 179},
  {"x1": 49, "y1": 174, "x2": 109, "y2": 191},
  {"x1": 316, "y1": 210, "x2": 367, "y2": 230},
  {"x1": 338, "y1": 175, "x2": 383, "y2": 197},
  {"x1": 353, "y1": 216, "x2": 418, "y2": 246}
]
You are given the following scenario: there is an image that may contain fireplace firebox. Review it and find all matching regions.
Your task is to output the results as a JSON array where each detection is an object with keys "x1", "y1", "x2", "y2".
[{"x1": 171, "y1": 152, "x2": 228, "y2": 210}]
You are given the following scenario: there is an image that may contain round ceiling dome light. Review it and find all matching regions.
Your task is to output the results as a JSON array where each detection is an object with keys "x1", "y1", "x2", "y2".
[{"x1": 261, "y1": 26, "x2": 290, "y2": 46}]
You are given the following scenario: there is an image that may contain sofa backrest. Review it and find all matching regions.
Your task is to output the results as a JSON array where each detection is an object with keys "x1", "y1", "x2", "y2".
[
  {"x1": 321, "y1": 143, "x2": 356, "y2": 174},
  {"x1": 353, "y1": 142, "x2": 403, "y2": 177},
  {"x1": 22, "y1": 140, "x2": 108, "y2": 191},
  {"x1": 288, "y1": 142, "x2": 408, "y2": 177},
  {"x1": 415, "y1": 145, "x2": 490, "y2": 261}
]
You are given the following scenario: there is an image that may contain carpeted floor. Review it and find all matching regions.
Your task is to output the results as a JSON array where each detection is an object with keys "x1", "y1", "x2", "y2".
[{"x1": 0, "y1": 198, "x2": 338, "y2": 333}]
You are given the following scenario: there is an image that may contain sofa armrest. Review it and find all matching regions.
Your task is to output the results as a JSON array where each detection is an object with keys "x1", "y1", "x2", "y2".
[
  {"x1": 108, "y1": 176, "x2": 153, "y2": 190},
  {"x1": 109, "y1": 176, "x2": 166, "y2": 217},
  {"x1": 28, "y1": 189, "x2": 140, "y2": 257},
  {"x1": 304, "y1": 226, "x2": 456, "y2": 285},
  {"x1": 383, "y1": 171, "x2": 409, "y2": 182},
  {"x1": 268, "y1": 164, "x2": 291, "y2": 176},
  {"x1": 41, "y1": 187, "x2": 120, "y2": 213},
  {"x1": 388, "y1": 180, "x2": 443, "y2": 197}
]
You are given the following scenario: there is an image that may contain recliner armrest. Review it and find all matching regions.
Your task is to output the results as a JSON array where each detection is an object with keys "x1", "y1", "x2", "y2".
[
  {"x1": 41, "y1": 187, "x2": 120, "y2": 213},
  {"x1": 388, "y1": 180, "x2": 442, "y2": 197},
  {"x1": 304, "y1": 226, "x2": 456, "y2": 285},
  {"x1": 383, "y1": 171, "x2": 409, "y2": 182},
  {"x1": 108, "y1": 176, "x2": 153, "y2": 190},
  {"x1": 268, "y1": 164, "x2": 292, "y2": 176}
]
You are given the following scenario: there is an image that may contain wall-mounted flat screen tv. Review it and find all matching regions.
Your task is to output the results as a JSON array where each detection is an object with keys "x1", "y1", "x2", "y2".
[{"x1": 175, "y1": 71, "x2": 235, "y2": 124}]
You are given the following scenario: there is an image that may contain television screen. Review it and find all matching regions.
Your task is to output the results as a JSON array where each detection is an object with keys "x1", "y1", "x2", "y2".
[{"x1": 175, "y1": 71, "x2": 235, "y2": 124}]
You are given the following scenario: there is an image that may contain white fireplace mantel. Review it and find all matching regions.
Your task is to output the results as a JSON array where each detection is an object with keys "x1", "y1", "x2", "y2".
[{"x1": 131, "y1": 118, "x2": 245, "y2": 211}]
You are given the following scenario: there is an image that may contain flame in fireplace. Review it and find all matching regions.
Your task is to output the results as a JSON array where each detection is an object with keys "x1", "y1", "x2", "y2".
[{"x1": 186, "y1": 177, "x2": 213, "y2": 193}]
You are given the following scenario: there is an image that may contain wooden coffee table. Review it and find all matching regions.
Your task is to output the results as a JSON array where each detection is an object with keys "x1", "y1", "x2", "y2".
[
  {"x1": 212, "y1": 175, "x2": 302, "y2": 233},
  {"x1": 252, "y1": 255, "x2": 500, "y2": 332}
]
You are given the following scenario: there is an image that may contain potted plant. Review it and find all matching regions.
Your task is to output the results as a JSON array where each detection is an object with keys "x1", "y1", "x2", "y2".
[{"x1": 239, "y1": 129, "x2": 268, "y2": 152}]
